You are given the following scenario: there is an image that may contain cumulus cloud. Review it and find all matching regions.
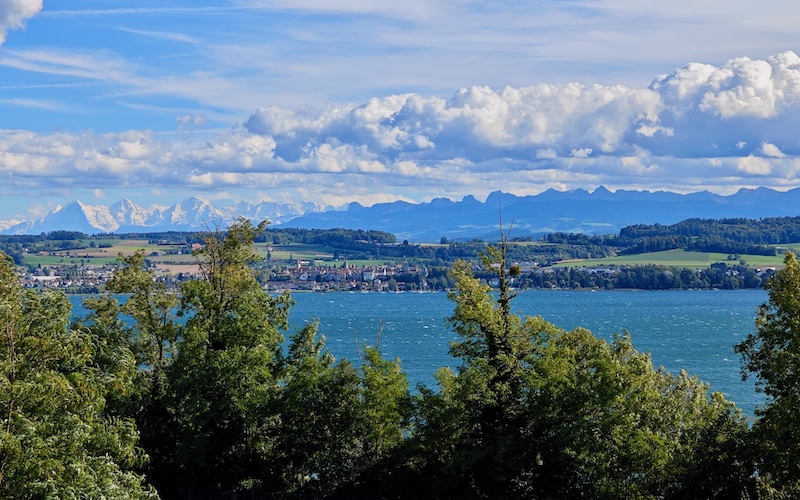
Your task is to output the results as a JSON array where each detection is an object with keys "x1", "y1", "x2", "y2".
[
  {"x1": 737, "y1": 156, "x2": 773, "y2": 175},
  {"x1": 0, "y1": 0, "x2": 41, "y2": 48},
  {"x1": 245, "y1": 83, "x2": 664, "y2": 163},
  {"x1": 6, "y1": 52, "x2": 800, "y2": 208},
  {"x1": 761, "y1": 142, "x2": 786, "y2": 158}
]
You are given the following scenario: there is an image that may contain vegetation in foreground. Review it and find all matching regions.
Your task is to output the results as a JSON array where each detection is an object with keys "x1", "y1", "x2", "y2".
[{"x1": 2, "y1": 218, "x2": 800, "y2": 497}]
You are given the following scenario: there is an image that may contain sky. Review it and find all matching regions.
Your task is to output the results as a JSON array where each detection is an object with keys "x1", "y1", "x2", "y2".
[{"x1": 2, "y1": 1, "x2": 800, "y2": 221}]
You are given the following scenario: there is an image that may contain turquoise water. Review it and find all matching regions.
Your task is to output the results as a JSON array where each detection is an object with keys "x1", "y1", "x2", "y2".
[
  {"x1": 70, "y1": 289, "x2": 768, "y2": 416},
  {"x1": 286, "y1": 289, "x2": 767, "y2": 417}
]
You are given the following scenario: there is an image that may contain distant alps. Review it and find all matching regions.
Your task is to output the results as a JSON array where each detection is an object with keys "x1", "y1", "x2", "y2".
[
  {"x1": 4, "y1": 187, "x2": 800, "y2": 241},
  {"x1": 0, "y1": 197, "x2": 328, "y2": 236}
]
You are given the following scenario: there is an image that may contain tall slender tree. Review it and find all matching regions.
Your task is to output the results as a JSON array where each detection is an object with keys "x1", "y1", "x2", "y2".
[
  {"x1": 166, "y1": 218, "x2": 292, "y2": 493},
  {"x1": 79, "y1": 249, "x2": 182, "y2": 489}
]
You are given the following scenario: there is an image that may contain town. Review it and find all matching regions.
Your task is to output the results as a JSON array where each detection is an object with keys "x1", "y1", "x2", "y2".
[{"x1": 18, "y1": 255, "x2": 442, "y2": 294}]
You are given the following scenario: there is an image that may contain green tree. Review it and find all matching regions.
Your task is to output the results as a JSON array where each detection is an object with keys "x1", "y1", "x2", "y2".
[
  {"x1": 360, "y1": 346, "x2": 410, "y2": 460},
  {"x1": 267, "y1": 323, "x2": 411, "y2": 498},
  {"x1": 737, "y1": 251, "x2": 800, "y2": 493},
  {"x1": 0, "y1": 253, "x2": 156, "y2": 498},
  {"x1": 266, "y1": 322, "x2": 365, "y2": 496},
  {"x1": 79, "y1": 250, "x2": 181, "y2": 489},
  {"x1": 104, "y1": 250, "x2": 179, "y2": 392},
  {"x1": 411, "y1": 237, "x2": 752, "y2": 498},
  {"x1": 166, "y1": 218, "x2": 292, "y2": 493},
  {"x1": 526, "y1": 328, "x2": 751, "y2": 498},
  {"x1": 85, "y1": 219, "x2": 413, "y2": 497}
]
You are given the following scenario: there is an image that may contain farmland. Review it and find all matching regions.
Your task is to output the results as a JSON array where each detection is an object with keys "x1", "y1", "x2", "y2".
[{"x1": 554, "y1": 248, "x2": 788, "y2": 269}]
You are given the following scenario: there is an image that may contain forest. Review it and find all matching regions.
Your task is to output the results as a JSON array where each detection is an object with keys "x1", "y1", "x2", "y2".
[{"x1": 2, "y1": 218, "x2": 800, "y2": 498}]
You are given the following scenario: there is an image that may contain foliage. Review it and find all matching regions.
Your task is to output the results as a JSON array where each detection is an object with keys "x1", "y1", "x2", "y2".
[
  {"x1": 163, "y1": 219, "x2": 293, "y2": 493},
  {"x1": 737, "y1": 251, "x2": 800, "y2": 492},
  {"x1": 79, "y1": 250, "x2": 182, "y2": 489},
  {"x1": 410, "y1": 238, "x2": 753, "y2": 498},
  {"x1": 74, "y1": 218, "x2": 414, "y2": 497},
  {"x1": 516, "y1": 262, "x2": 764, "y2": 290},
  {"x1": 621, "y1": 216, "x2": 800, "y2": 246},
  {"x1": 0, "y1": 252, "x2": 156, "y2": 498}
]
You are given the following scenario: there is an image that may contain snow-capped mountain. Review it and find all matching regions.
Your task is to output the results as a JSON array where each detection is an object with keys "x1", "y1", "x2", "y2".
[
  {"x1": 6, "y1": 201, "x2": 119, "y2": 235},
  {"x1": 6, "y1": 187, "x2": 800, "y2": 240},
  {"x1": 0, "y1": 218, "x2": 24, "y2": 232},
  {"x1": 0, "y1": 197, "x2": 326, "y2": 235},
  {"x1": 110, "y1": 198, "x2": 151, "y2": 228}
]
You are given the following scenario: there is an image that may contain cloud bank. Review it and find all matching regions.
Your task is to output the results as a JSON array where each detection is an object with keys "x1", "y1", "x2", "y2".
[
  {"x1": 0, "y1": 0, "x2": 41, "y2": 48},
  {"x1": 4, "y1": 52, "x2": 800, "y2": 209}
]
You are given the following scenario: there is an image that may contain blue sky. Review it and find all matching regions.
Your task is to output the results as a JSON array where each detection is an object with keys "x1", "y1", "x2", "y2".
[{"x1": 2, "y1": 1, "x2": 800, "y2": 222}]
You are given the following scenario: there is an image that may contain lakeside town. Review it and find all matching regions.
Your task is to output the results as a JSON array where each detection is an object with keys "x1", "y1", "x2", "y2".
[
  {"x1": 18, "y1": 255, "x2": 776, "y2": 294},
  {"x1": 18, "y1": 256, "x2": 443, "y2": 294}
]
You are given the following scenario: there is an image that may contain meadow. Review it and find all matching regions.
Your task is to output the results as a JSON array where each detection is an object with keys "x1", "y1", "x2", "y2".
[
  {"x1": 23, "y1": 239, "x2": 400, "y2": 271},
  {"x1": 555, "y1": 248, "x2": 791, "y2": 269}
]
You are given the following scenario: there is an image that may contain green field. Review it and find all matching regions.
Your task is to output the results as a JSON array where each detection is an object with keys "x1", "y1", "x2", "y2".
[
  {"x1": 25, "y1": 239, "x2": 405, "y2": 270},
  {"x1": 25, "y1": 239, "x2": 192, "y2": 268},
  {"x1": 23, "y1": 255, "x2": 120, "y2": 266},
  {"x1": 23, "y1": 236, "x2": 800, "y2": 273},
  {"x1": 255, "y1": 243, "x2": 403, "y2": 267},
  {"x1": 555, "y1": 248, "x2": 787, "y2": 269}
]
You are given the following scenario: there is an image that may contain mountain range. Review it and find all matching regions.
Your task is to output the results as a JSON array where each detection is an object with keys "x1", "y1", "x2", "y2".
[
  {"x1": 0, "y1": 197, "x2": 326, "y2": 236},
  {"x1": 3, "y1": 187, "x2": 800, "y2": 241}
]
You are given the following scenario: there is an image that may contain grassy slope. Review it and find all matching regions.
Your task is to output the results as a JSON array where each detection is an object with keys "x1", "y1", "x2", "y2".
[{"x1": 555, "y1": 248, "x2": 787, "y2": 268}]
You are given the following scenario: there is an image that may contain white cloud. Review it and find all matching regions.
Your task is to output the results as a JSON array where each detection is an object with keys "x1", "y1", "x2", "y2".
[
  {"x1": 761, "y1": 142, "x2": 786, "y2": 158},
  {"x1": 653, "y1": 52, "x2": 800, "y2": 120},
  {"x1": 571, "y1": 148, "x2": 593, "y2": 158},
  {"x1": 5, "y1": 52, "x2": 800, "y2": 213},
  {"x1": 536, "y1": 148, "x2": 557, "y2": 159},
  {"x1": 0, "y1": 0, "x2": 41, "y2": 48},
  {"x1": 737, "y1": 155, "x2": 772, "y2": 175},
  {"x1": 176, "y1": 113, "x2": 207, "y2": 130}
]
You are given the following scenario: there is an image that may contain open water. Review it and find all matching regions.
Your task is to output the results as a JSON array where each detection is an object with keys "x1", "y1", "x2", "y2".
[
  {"x1": 286, "y1": 289, "x2": 767, "y2": 417},
  {"x1": 70, "y1": 289, "x2": 768, "y2": 417}
]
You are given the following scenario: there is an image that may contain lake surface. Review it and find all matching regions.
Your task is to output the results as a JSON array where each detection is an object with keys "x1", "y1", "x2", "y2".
[
  {"x1": 285, "y1": 289, "x2": 767, "y2": 417},
  {"x1": 70, "y1": 289, "x2": 769, "y2": 417}
]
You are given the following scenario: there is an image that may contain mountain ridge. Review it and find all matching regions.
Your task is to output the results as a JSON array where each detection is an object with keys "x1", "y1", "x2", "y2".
[
  {"x1": 1, "y1": 197, "x2": 327, "y2": 236},
  {"x1": 4, "y1": 187, "x2": 800, "y2": 241}
]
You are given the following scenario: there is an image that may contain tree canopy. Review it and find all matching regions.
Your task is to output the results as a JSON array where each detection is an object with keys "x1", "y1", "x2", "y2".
[
  {"x1": 405, "y1": 236, "x2": 752, "y2": 498},
  {"x1": 737, "y1": 251, "x2": 800, "y2": 494},
  {"x1": 0, "y1": 252, "x2": 156, "y2": 498}
]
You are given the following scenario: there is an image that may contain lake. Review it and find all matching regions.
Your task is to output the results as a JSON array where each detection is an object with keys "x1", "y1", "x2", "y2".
[{"x1": 70, "y1": 289, "x2": 768, "y2": 417}]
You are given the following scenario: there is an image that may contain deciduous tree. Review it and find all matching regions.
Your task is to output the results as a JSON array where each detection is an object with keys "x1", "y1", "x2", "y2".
[
  {"x1": 412, "y1": 236, "x2": 752, "y2": 498},
  {"x1": 0, "y1": 252, "x2": 156, "y2": 498},
  {"x1": 737, "y1": 251, "x2": 800, "y2": 493},
  {"x1": 167, "y1": 218, "x2": 292, "y2": 493}
]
